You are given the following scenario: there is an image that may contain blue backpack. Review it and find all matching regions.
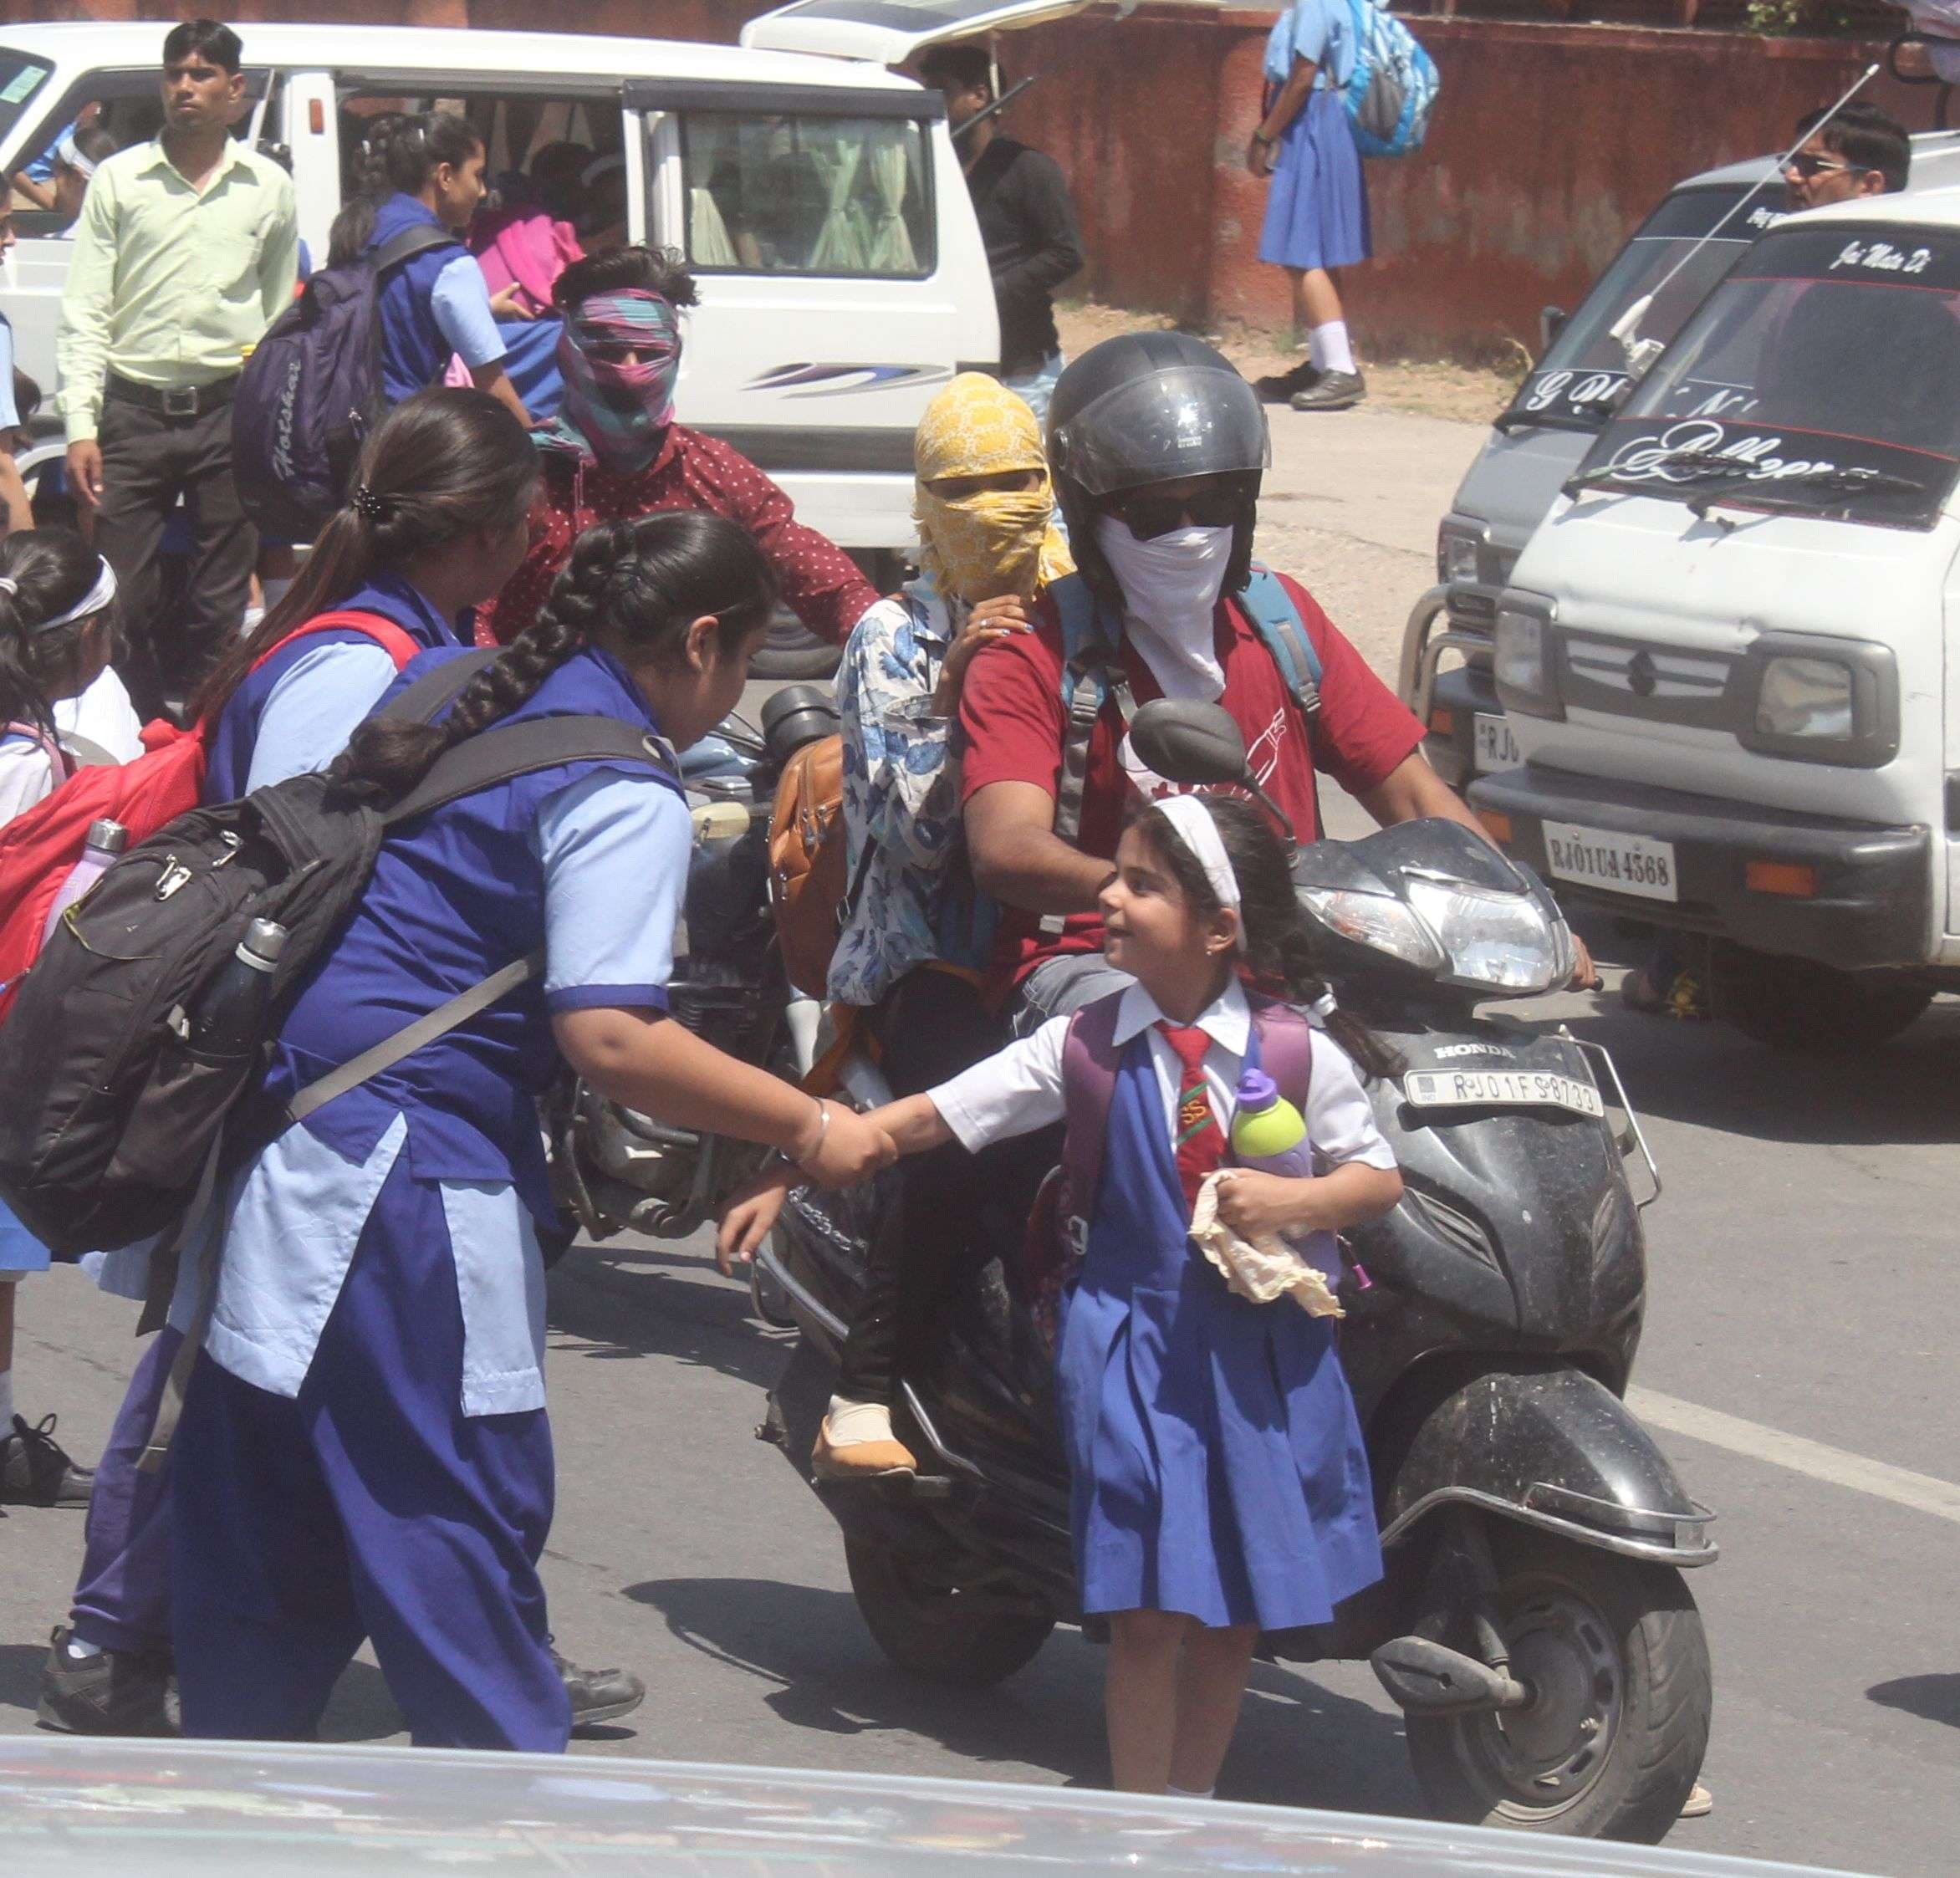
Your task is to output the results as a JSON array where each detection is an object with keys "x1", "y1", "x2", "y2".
[
  {"x1": 231, "y1": 221, "x2": 457, "y2": 542},
  {"x1": 1342, "y1": 0, "x2": 1439, "y2": 160}
]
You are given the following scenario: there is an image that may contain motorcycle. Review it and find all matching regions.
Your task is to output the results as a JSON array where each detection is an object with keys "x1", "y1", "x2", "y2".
[{"x1": 556, "y1": 693, "x2": 1718, "y2": 1845}]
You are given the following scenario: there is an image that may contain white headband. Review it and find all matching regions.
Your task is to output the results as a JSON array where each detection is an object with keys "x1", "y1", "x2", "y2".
[
  {"x1": 1153, "y1": 792, "x2": 1243, "y2": 952},
  {"x1": 22, "y1": 558, "x2": 117, "y2": 634},
  {"x1": 54, "y1": 131, "x2": 97, "y2": 181}
]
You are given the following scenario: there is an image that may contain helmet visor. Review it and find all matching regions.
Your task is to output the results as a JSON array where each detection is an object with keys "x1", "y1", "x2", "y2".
[{"x1": 1051, "y1": 365, "x2": 1271, "y2": 498}]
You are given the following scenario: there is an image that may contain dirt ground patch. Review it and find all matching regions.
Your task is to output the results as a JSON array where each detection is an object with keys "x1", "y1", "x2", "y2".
[{"x1": 1054, "y1": 301, "x2": 1523, "y2": 428}]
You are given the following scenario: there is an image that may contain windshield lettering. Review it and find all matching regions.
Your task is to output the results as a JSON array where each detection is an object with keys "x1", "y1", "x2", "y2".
[
  {"x1": 1522, "y1": 368, "x2": 1630, "y2": 414},
  {"x1": 1830, "y1": 239, "x2": 1932, "y2": 277},
  {"x1": 1600, "y1": 420, "x2": 1845, "y2": 486}
]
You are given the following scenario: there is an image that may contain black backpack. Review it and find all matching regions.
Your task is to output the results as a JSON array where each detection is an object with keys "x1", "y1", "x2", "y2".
[
  {"x1": 0, "y1": 656, "x2": 674, "y2": 1262},
  {"x1": 232, "y1": 221, "x2": 457, "y2": 541}
]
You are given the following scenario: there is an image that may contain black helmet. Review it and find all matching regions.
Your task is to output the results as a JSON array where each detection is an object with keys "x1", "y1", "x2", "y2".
[{"x1": 1047, "y1": 332, "x2": 1270, "y2": 606}]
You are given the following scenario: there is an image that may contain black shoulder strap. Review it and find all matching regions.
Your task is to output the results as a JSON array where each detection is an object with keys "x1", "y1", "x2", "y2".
[
  {"x1": 371, "y1": 221, "x2": 458, "y2": 276},
  {"x1": 378, "y1": 647, "x2": 498, "y2": 725},
  {"x1": 382, "y1": 715, "x2": 678, "y2": 828}
]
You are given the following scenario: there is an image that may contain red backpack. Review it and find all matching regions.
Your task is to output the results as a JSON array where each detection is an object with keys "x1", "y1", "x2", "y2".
[{"x1": 0, "y1": 611, "x2": 420, "y2": 1022}]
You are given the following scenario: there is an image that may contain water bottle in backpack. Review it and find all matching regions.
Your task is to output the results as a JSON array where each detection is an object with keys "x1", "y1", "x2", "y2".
[
  {"x1": 39, "y1": 818, "x2": 126, "y2": 947},
  {"x1": 190, "y1": 919, "x2": 288, "y2": 1057}
]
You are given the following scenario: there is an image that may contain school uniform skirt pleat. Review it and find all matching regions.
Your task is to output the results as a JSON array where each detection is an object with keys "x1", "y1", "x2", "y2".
[
  {"x1": 1258, "y1": 89, "x2": 1372, "y2": 273},
  {"x1": 171, "y1": 1156, "x2": 569, "y2": 1751}
]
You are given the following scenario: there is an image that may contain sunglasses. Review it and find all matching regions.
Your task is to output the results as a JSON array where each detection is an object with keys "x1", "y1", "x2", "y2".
[
  {"x1": 1784, "y1": 152, "x2": 1860, "y2": 181},
  {"x1": 1101, "y1": 486, "x2": 1245, "y2": 540}
]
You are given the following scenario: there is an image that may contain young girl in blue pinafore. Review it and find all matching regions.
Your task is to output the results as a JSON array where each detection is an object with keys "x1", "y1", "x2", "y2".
[
  {"x1": 166, "y1": 508, "x2": 891, "y2": 1753},
  {"x1": 727, "y1": 789, "x2": 1404, "y2": 1795}
]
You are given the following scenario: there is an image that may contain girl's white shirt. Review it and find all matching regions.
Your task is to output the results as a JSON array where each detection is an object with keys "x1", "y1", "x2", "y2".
[
  {"x1": 931, "y1": 975, "x2": 1397, "y2": 1172},
  {"x1": 0, "y1": 666, "x2": 145, "y2": 824}
]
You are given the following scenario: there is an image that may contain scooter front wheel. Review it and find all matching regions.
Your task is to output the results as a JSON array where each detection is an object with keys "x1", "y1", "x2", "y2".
[
  {"x1": 845, "y1": 1539, "x2": 1055, "y2": 1687},
  {"x1": 1404, "y1": 1527, "x2": 1710, "y2": 1843}
]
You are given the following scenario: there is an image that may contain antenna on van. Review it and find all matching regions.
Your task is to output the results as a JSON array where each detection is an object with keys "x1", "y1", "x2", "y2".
[{"x1": 1606, "y1": 61, "x2": 1881, "y2": 379}]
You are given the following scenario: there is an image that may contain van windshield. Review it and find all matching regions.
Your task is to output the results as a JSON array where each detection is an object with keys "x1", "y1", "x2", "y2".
[
  {"x1": 1501, "y1": 183, "x2": 1774, "y2": 432},
  {"x1": 0, "y1": 50, "x2": 53, "y2": 153},
  {"x1": 1574, "y1": 222, "x2": 1960, "y2": 528}
]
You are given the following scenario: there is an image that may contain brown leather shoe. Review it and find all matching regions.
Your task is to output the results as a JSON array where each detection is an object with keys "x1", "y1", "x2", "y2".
[{"x1": 813, "y1": 1419, "x2": 918, "y2": 1480}]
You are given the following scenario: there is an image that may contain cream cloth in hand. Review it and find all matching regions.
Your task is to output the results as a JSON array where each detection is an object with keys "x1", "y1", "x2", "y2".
[{"x1": 1190, "y1": 1171, "x2": 1344, "y2": 1319}]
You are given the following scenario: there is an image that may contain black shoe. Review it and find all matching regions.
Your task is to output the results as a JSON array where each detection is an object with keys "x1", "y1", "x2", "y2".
[
  {"x1": 1254, "y1": 358, "x2": 1321, "y2": 402},
  {"x1": 0, "y1": 1413, "x2": 94, "y2": 1507},
  {"x1": 37, "y1": 1626, "x2": 181, "y2": 1737},
  {"x1": 552, "y1": 1643, "x2": 646, "y2": 1728},
  {"x1": 1289, "y1": 369, "x2": 1366, "y2": 412}
]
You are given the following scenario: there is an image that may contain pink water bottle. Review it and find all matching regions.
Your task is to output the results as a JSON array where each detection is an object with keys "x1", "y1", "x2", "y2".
[{"x1": 42, "y1": 818, "x2": 128, "y2": 946}]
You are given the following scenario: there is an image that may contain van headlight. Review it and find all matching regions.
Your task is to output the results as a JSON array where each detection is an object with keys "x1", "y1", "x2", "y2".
[
  {"x1": 1493, "y1": 595, "x2": 1563, "y2": 719},
  {"x1": 1437, "y1": 519, "x2": 1487, "y2": 587},
  {"x1": 1753, "y1": 656, "x2": 1853, "y2": 741},
  {"x1": 1404, "y1": 876, "x2": 1571, "y2": 994},
  {"x1": 1738, "y1": 635, "x2": 1898, "y2": 768}
]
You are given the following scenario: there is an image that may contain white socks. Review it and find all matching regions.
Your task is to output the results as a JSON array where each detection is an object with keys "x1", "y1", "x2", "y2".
[
  {"x1": 1166, "y1": 1784, "x2": 1215, "y2": 1799},
  {"x1": 824, "y1": 1396, "x2": 896, "y2": 1446},
  {"x1": 64, "y1": 1633, "x2": 105, "y2": 1661},
  {"x1": 0, "y1": 1365, "x2": 13, "y2": 1429},
  {"x1": 1309, "y1": 320, "x2": 1356, "y2": 377}
]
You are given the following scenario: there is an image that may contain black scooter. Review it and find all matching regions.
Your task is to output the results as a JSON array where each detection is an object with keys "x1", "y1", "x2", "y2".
[{"x1": 753, "y1": 701, "x2": 1717, "y2": 1845}]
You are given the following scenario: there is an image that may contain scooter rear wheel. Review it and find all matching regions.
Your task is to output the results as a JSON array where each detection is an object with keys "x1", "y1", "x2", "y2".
[
  {"x1": 845, "y1": 1539, "x2": 1055, "y2": 1687},
  {"x1": 1404, "y1": 1527, "x2": 1710, "y2": 1843}
]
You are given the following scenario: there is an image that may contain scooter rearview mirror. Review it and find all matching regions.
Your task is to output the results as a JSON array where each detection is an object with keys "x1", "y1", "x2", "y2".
[{"x1": 1129, "y1": 700, "x2": 1246, "y2": 787}]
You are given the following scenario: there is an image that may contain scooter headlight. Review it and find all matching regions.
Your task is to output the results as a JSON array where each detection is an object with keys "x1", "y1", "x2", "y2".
[
  {"x1": 1404, "y1": 875, "x2": 1570, "y2": 993},
  {"x1": 1299, "y1": 886, "x2": 1447, "y2": 973}
]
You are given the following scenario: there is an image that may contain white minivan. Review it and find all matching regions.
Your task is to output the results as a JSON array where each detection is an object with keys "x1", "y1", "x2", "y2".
[
  {"x1": 1471, "y1": 186, "x2": 1960, "y2": 1049},
  {"x1": 0, "y1": 3, "x2": 1081, "y2": 673},
  {"x1": 1406, "y1": 134, "x2": 1960, "y2": 791}
]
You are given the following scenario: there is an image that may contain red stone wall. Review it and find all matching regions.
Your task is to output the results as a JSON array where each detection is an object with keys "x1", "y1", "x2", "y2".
[{"x1": 3, "y1": 0, "x2": 1939, "y2": 353}]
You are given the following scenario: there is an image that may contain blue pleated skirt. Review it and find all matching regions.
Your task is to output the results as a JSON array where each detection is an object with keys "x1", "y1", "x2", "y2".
[
  {"x1": 1258, "y1": 89, "x2": 1372, "y2": 273},
  {"x1": 0, "y1": 1196, "x2": 51, "y2": 1275}
]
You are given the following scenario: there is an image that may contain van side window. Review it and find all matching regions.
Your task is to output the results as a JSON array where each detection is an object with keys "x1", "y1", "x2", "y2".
[{"x1": 681, "y1": 113, "x2": 932, "y2": 279}]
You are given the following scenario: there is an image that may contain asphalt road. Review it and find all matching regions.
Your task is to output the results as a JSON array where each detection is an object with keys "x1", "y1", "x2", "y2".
[{"x1": 4, "y1": 404, "x2": 1957, "y2": 1877}]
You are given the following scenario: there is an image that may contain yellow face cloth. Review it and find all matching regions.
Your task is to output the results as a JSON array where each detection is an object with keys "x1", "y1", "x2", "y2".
[{"x1": 913, "y1": 372, "x2": 1074, "y2": 604}]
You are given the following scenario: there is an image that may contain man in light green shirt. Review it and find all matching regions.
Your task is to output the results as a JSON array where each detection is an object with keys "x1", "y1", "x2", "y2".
[{"x1": 55, "y1": 18, "x2": 297, "y2": 717}]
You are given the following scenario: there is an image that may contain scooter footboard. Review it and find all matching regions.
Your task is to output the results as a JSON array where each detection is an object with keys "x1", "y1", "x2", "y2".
[{"x1": 1377, "y1": 1365, "x2": 1718, "y2": 1566}]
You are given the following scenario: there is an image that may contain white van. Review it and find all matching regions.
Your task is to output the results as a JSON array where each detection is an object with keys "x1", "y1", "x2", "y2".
[
  {"x1": 0, "y1": 5, "x2": 1080, "y2": 671},
  {"x1": 1406, "y1": 133, "x2": 1960, "y2": 790},
  {"x1": 1470, "y1": 186, "x2": 1960, "y2": 1049}
]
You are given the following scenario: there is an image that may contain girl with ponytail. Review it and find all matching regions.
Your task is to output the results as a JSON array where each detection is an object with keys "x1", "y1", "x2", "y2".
[
  {"x1": 166, "y1": 508, "x2": 896, "y2": 1756},
  {"x1": 192, "y1": 387, "x2": 537, "y2": 799},
  {"x1": 0, "y1": 527, "x2": 123, "y2": 1522},
  {"x1": 723, "y1": 785, "x2": 1400, "y2": 1800}
]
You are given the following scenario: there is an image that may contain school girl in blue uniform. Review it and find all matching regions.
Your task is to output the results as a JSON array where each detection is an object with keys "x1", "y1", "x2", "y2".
[
  {"x1": 166, "y1": 509, "x2": 892, "y2": 1750},
  {"x1": 727, "y1": 791, "x2": 1403, "y2": 1795},
  {"x1": 40, "y1": 390, "x2": 545, "y2": 1737}
]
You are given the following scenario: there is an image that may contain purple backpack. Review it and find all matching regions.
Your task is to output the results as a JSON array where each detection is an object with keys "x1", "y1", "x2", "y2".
[
  {"x1": 1027, "y1": 990, "x2": 1315, "y2": 1335},
  {"x1": 231, "y1": 222, "x2": 457, "y2": 542}
]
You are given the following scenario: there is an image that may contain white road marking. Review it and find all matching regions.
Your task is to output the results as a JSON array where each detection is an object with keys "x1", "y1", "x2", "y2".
[{"x1": 1629, "y1": 1386, "x2": 1960, "y2": 1528}]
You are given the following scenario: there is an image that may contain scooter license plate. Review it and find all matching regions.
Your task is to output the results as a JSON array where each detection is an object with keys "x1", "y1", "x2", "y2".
[
  {"x1": 1541, "y1": 820, "x2": 1678, "y2": 903},
  {"x1": 1473, "y1": 712, "x2": 1523, "y2": 773},
  {"x1": 1403, "y1": 1069, "x2": 1605, "y2": 1119}
]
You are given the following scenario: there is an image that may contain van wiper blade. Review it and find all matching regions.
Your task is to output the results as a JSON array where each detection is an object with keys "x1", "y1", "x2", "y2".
[
  {"x1": 1685, "y1": 464, "x2": 1927, "y2": 519},
  {"x1": 1561, "y1": 451, "x2": 1748, "y2": 498}
]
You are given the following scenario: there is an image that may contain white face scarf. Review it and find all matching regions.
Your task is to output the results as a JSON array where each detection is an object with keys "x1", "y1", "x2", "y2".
[{"x1": 1094, "y1": 517, "x2": 1234, "y2": 701}]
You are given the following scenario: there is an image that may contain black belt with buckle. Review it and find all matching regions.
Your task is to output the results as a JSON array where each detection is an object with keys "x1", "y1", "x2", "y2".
[{"x1": 104, "y1": 374, "x2": 240, "y2": 421}]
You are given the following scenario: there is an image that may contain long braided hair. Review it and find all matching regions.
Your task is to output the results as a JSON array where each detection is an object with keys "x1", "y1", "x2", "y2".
[
  {"x1": 330, "y1": 509, "x2": 778, "y2": 799},
  {"x1": 1134, "y1": 792, "x2": 1403, "y2": 1082}
]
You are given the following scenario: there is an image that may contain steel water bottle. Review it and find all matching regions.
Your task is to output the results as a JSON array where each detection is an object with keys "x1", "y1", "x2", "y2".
[
  {"x1": 41, "y1": 818, "x2": 128, "y2": 945},
  {"x1": 191, "y1": 918, "x2": 288, "y2": 1056}
]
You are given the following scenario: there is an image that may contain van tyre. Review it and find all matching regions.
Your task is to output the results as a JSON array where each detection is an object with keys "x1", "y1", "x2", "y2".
[
  {"x1": 1404, "y1": 1529, "x2": 1710, "y2": 1844},
  {"x1": 844, "y1": 1538, "x2": 1054, "y2": 1687},
  {"x1": 1710, "y1": 944, "x2": 1932, "y2": 1054}
]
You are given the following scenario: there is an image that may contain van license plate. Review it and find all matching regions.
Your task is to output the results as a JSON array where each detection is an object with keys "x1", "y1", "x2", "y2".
[
  {"x1": 1541, "y1": 820, "x2": 1678, "y2": 903},
  {"x1": 1404, "y1": 1069, "x2": 1605, "y2": 1118},
  {"x1": 1473, "y1": 713, "x2": 1523, "y2": 773}
]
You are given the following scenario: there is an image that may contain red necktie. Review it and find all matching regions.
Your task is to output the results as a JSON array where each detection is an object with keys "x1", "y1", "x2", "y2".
[{"x1": 1157, "y1": 1022, "x2": 1226, "y2": 1211}]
